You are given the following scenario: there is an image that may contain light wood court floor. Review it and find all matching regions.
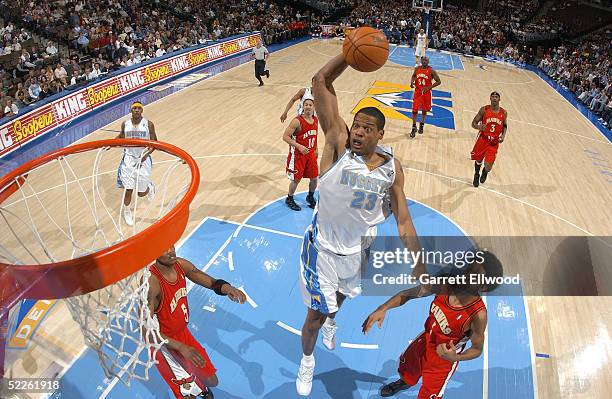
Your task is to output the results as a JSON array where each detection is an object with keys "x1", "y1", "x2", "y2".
[{"x1": 4, "y1": 39, "x2": 611, "y2": 398}]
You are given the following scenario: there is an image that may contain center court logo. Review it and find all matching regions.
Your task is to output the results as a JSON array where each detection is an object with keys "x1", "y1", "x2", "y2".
[{"x1": 352, "y1": 80, "x2": 456, "y2": 130}]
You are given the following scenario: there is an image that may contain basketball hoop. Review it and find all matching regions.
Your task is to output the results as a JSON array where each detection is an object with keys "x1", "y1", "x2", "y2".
[{"x1": 0, "y1": 138, "x2": 199, "y2": 385}]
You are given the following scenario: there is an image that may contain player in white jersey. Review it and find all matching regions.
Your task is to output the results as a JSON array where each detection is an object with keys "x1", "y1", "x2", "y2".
[
  {"x1": 295, "y1": 53, "x2": 424, "y2": 396},
  {"x1": 280, "y1": 86, "x2": 315, "y2": 122},
  {"x1": 117, "y1": 101, "x2": 157, "y2": 226},
  {"x1": 414, "y1": 28, "x2": 428, "y2": 66}
]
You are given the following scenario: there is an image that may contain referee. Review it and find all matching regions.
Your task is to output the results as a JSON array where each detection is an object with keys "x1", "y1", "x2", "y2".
[{"x1": 253, "y1": 41, "x2": 270, "y2": 86}]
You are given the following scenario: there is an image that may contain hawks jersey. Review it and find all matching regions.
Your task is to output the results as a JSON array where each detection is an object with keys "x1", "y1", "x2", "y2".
[
  {"x1": 123, "y1": 117, "x2": 150, "y2": 158},
  {"x1": 150, "y1": 261, "x2": 189, "y2": 338},
  {"x1": 312, "y1": 146, "x2": 395, "y2": 255},
  {"x1": 293, "y1": 115, "x2": 318, "y2": 151},
  {"x1": 481, "y1": 105, "x2": 506, "y2": 140},
  {"x1": 424, "y1": 295, "x2": 486, "y2": 353},
  {"x1": 414, "y1": 66, "x2": 433, "y2": 91}
]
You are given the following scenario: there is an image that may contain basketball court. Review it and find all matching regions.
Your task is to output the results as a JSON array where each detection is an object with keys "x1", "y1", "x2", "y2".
[{"x1": 1, "y1": 38, "x2": 611, "y2": 399}]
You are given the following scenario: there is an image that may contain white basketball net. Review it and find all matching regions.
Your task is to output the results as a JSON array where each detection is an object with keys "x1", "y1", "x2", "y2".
[
  {"x1": 64, "y1": 266, "x2": 165, "y2": 385},
  {"x1": 0, "y1": 142, "x2": 194, "y2": 386}
]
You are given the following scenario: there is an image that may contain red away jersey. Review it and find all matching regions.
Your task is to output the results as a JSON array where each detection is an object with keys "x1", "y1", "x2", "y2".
[
  {"x1": 150, "y1": 261, "x2": 190, "y2": 338},
  {"x1": 414, "y1": 66, "x2": 433, "y2": 92},
  {"x1": 293, "y1": 115, "x2": 318, "y2": 152},
  {"x1": 482, "y1": 105, "x2": 506, "y2": 139},
  {"x1": 424, "y1": 295, "x2": 486, "y2": 353}
]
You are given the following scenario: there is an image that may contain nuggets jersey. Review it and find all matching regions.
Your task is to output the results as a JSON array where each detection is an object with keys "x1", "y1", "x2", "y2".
[
  {"x1": 425, "y1": 295, "x2": 486, "y2": 352},
  {"x1": 417, "y1": 33, "x2": 427, "y2": 48},
  {"x1": 312, "y1": 146, "x2": 395, "y2": 255},
  {"x1": 481, "y1": 105, "x2": 506, "y2": 140},
  {"x1": 150, "y1": 261, "x2": 189, "y2": 338},
  {"x1": 123, "y1": 117, "x2": 150, "y2": 158},
  {"x1": 297, "y1": 87, "x2": 314, "y2": 115},
  {"x1": 414, "y1": 66, "x2": 433, "y2": 91}
]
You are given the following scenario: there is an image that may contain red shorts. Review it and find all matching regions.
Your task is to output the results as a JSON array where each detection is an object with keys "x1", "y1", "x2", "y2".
[
  {"x1": 470, "y1": 135, "x2": 499, "y2": 164},
  {"x1": 413, "y1": 90, "x2": 432, "y2": 112},
  {"x1": 398, "y1": 332, "x2": 459, "y2": 399},
  {"x1": 286, "y1": 151, "x2": 318, "y2": 181},
  {"x1": 154, "y1": 328, "x2": 217, "y2": 398}
]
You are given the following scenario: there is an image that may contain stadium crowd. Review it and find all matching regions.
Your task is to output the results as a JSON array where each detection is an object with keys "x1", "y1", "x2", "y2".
[
  {"x1": 539, "y1": 31, "x2": 612, "y2": 127},
  {"x1": 1, "y1": 0, "x2": 308, "y2": 119}
]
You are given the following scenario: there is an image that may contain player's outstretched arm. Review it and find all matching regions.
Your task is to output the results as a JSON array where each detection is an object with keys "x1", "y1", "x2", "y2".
[
  {"x1": 410, "y1": 69, "x2": 416, "y2": 88},
  {"x1": 178, "y1": 258, "x2": 246, "y2": 304},
  {"x1": 390, "y1": 159, "x2": 425, "y2": 278},
  {"x1": 312, "y1": 54, "x2": 350, "y2": 173},
  {"x1": 471, "y1": 107, "x2": 486, "y2": 131},
  {"x1": 280, "y1": 88, "x2": 306, "y2": 122},
  {"x1": 361, "y1": 284, "x2": 434, "y2": 334}
]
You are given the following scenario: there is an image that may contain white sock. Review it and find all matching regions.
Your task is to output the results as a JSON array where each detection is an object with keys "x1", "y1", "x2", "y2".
[{"x1": 302, "y1": 353, "x2": 314, "y2": 365}]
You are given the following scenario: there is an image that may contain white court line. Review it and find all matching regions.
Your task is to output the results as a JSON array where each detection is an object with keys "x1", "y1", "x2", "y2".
[
  {"x1": 523, "y1": 295, "x2": 540, "y2": 399},
  {"x1": 276, "y1": 321, "x2": 302, "y2": 336},
  {"x1": 208, "y1": 215, "x2": 302, "y2": 239},
  {"x1": 403, "y1": 165, "x2": 600, "y2": 239},
  {"x1": 462, "y1": 109, "x2": 611, "y2": 145},
  {"x1": 388, "y1": 44, "x2": 400, "y2": 59},
  {"x1": 228, "y1": 251, "x2": 234, "y2": 271},
  {"x1": 42, "y1": 346, "x2": 88, "y2": 399},
  {"x1": 238, "y1": 286, "x2": 258, "y2": 308},
  {"x1": 202, "y1": 305, "x2": 216, "y2": 313},
  {"x1": 340, "y1": 342, "x2": 379, "y2": 350},
  {"x1": 481, "y1": 295, "x2": 488, "y2": 399},
  {"x1": 240, "y1": 222, "x2": 302, "y2": 239},
  {"x1": 457, "y1": 55, "x2": 465, "y2": 70},
  {"x1": 202, "y1": 233, "x2": 233, "y2": 273}
]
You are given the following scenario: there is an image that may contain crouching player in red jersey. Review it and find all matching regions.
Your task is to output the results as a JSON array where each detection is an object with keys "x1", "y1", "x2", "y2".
[
  {"x1": 363, "y1": 252, "x2": 503, "y2": 398},
  {"x1": 147, "y1": 246, "x2": 247, "y2": 398}
]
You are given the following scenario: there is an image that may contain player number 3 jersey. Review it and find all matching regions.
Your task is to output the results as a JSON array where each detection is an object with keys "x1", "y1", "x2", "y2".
[
  {"x1": 313, "y1": 146, "x2": 395, "y2": 255},
  {"x1": 481, "y1": 105, "x2": 506, "y2": 140}
]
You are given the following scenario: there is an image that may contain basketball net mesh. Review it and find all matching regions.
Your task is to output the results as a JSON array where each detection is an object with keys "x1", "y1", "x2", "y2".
[
  {"x1": 64, "y1": 266, "x2": 164, "y2": 385},
  {"x1": 0, "y1": 142, "x2": 193, "y2": 386}
]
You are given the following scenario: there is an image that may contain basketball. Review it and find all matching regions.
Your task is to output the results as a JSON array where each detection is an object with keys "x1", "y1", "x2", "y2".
[{"x1": 342, "y1": 27, "x2": 389, "y2": 72}]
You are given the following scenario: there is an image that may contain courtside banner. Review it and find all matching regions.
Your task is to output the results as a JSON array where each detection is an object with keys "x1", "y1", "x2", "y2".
[{"x1": 0, "y1": 33, "x2": 260, "y2": 159}]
